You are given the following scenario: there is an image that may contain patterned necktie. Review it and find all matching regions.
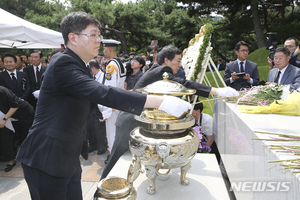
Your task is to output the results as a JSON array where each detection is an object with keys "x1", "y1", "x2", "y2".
[
  {"x1": 274, "y1": 71, "x2": 281, "y2": 84},
  {"x1": 240, "y1": 61, "x2": 244, "y2": 72}
]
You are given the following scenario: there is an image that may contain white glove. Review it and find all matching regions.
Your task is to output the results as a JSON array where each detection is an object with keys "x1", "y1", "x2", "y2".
[
  {"x1": 158, "y1": 96, "x2": 192, "y2": 117},
  {"x1": 32, "y1": 90, "x2": 40, "y2": 99},
  {"x1": 98, "y1": 105, "x2": 112, "y2": 120},
  {"x1": 216, "y1": 87, "x2": 239, "y2": 97}
]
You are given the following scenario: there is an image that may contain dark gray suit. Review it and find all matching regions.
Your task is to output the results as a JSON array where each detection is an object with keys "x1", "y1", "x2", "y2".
[
  {"x1": 224, "y1": 60, "x2": 259, "y2": 91},
  {"x1": 267, "y1": 64, "x2": 300, "y2": 90},
  {"x1": 100, "y1": 64, "x2": 212, "y2": 180},
  {"x1": 17, "y1": 48, "x2": 147, "y2": 200}
]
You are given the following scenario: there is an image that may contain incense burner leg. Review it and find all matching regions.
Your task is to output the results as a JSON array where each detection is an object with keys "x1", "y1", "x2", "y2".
[
  {"x1": 180, "y1": 162, "x2": 191, "y2": 185},
  {"x1": 145, "y1": 165, "x2": 156, "y2": 195}
]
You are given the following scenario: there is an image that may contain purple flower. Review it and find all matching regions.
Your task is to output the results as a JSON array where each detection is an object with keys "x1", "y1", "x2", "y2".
[{"x1": 193, "y1": 126, "x2": 211, "y2": 153}]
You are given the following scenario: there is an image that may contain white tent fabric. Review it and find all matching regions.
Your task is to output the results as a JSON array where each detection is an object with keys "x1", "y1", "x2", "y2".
[{"x1": 0, "y1": 8, "x2": 64, "y2": 49}]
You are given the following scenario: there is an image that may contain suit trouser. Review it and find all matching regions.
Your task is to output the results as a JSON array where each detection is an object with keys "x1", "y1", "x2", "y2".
[
  {"x1": 100, "y1": 112, "x2": 137, "y2": 179},
  {"x1": 22, "y1": 163, "x2": 83, "y2": 200},
  {"x1": 87, "y1": 109, "x2": 107, "y2": 152},
  {"x1": 0, "y1": 127, "x2": 15, "y2": 161},
  {"x1": 13, "y1": 121, "x2": 32, "y2": 146}
]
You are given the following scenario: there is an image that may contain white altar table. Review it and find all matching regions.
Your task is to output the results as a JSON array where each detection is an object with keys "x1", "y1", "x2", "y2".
[
  {"x1": 214, "y1": 100, "x2": 300, "y2": 200},
  {"x1": 107, "y1": 152, "x2": 230, "y2": 200}
]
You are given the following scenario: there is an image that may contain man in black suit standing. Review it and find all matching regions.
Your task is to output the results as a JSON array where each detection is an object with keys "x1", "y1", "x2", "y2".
[
  {"x1": 16, "y1": 12, "x2": 191, "y2": 200},
  {"x1": 0, "y1": 53, "x2": 31, "y2": 145},
  {"x1": 23, "y1": 50, "x2": 47, "y2": 109},
  {"x1": 224, "y1": 41, "x2": 259, "y2": 91},
  {"x1": 0, "y1": 53, "x2": 31, "y2": 100}
]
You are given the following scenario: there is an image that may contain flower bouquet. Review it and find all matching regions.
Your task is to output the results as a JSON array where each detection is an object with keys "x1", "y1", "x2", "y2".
[
  {"x1": 193, "y1": 126, "x2": 211, "y2": 153},
  {"x1": 227, "y1": 85, "x2": 288, "y2": 106},
  {"x1": 227, "y1": 85, "x2": 300, "y2": 116}
]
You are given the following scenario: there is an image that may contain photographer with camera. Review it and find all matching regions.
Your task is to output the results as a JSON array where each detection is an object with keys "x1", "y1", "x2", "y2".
[
  {"x1": 224, "y1": 41, "x2": 260, "y2": 91},
  {"x1": 268, "y1": 36, "x2": 300, "y2": 70},
  {"x1": 145, "y1": 44, "x2": 158, "y2": 72}
]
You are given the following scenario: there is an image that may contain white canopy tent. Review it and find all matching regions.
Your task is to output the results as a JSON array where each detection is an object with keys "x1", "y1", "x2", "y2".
[{"x1": 0, "y1": 8, "x2": 64, "y2": 49}]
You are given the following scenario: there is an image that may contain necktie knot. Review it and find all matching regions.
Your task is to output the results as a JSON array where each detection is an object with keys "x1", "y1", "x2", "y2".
[{"x1": 11, "y1": 72, "x2": 17, "y2": 83}]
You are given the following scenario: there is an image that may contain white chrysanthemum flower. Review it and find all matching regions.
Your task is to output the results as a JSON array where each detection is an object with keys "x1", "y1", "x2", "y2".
[{"x1": 280, "y1": 85, "x2": 290, "y2": 101}]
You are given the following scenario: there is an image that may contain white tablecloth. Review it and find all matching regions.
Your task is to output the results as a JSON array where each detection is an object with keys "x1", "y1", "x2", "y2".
[
  {"x1": 214, "y1": 100, "x2": 300, "y2": 200},
  {"x1": 108, "y1": 152, "x2": 230, "y2": 200}
]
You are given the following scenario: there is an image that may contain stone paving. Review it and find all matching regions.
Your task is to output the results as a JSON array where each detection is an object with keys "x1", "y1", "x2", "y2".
[{"x1": 0, "y1": 150, "x2": 110, "y2": 200}]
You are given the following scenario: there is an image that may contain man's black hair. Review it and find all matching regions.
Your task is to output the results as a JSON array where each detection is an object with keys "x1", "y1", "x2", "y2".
[
  {"x1": 274, "y1": 47, "x2": 291, "y2": 57},
  {"x1": 286, "y1": 37, "x2": 299, "y2": 47},
  {"x1": 3, "y1": 53, "x2": 17, "y2": 63},
  {"x1": 61, "y1": 12, "x2": 101, "y2": 45},
  {"x1": 193, "y1": 102, "x2": 203, "y2": 112},
  {"x1": 30, "y1": 50, "x2": 43, "y2": 58},
  {"x1": 134, "y1": 55, "x2": 145, "y2": 68},
  {"x1": 235, "y1": 41, "x2": 249, "y2": 51},
  {"x1": 156, "y1": 45, "x2": 182, "y2": 65},
  {"x1": 89, "y1": 59, "x2": 100, "y2": 69},
  {"x1": 147, "y1": 45, "x2": 158, "y2": 53}
]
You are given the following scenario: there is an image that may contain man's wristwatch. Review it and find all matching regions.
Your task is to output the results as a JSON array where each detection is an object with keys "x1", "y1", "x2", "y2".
[{"x1": 3, "y1": 117, "x2": 7, "y2": 121}]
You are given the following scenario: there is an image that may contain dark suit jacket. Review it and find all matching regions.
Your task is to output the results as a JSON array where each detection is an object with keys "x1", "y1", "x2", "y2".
[
  {"x1": 0, "y1": 70, "x2": 31, "y2": 100},
  {"x1": 289, "y1": 52, "x2": 300, "y2": 68},
  {"x1": 224, "y1": 60, "x2": 259, "y2": 91},
  {"x1": 267, "y1": 64, "x2": 300, "y2": 89},
  {"x1": 17, "y1": 48, "x2": 146, "y2": 178},
  {"x1": 0, "y1": 86, "x2": 34, "y2": 124},
  {"x1": 23, "y1": 64, "x2": 47, "y2": 108},
  {"x1": 134, "y1": 64, "x2": 211, "y2": 97},
  {"x1": 23, "y1": 64, "x2": 47, "y2": 92},
  {"x1": 217, "y1": 62, "x2": 225, "y2": 71}
]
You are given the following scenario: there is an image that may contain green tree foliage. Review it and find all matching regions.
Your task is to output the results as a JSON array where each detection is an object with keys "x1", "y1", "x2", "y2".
[
  {"x1": 177, "y1": 0, "x2": 300, "y2": 62},
  {"x1": 1, "y1": 0, "x2": 299, "y2": 61}
]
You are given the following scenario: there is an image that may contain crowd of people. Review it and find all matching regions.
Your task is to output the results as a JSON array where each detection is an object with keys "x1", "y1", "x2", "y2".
[
  {"x1": 223, "y1": 39, "x2": 300, "y2": 91},
  {"x1": 0, "y1": 10, "x2": 299, "y2": 200}
]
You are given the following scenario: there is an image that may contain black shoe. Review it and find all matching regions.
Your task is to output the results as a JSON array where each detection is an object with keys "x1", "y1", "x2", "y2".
[
  {"x1": 97, "y1": 149, "x2": 106, "y2": 155},
  {"x1": 88, "y1": 146, "x2": 98, "y2": 153},
  {"x1": 5, "y1": 161, "x2": 16, "y2": 172},
  {"x1": 104, "y1": 155, "x2": 110, "y2": 164}
]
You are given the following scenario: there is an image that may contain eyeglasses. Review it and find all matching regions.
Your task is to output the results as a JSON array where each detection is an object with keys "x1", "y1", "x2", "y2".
[
  {"x1": 239, "y1": 49, "x2": 249, "y2": 53},
  {"x1": 284, "y1": 45, "x2": 295, "y2": 49},
  {"x1": 75, "y1": 33, "x2": 103, "y2": 41}
]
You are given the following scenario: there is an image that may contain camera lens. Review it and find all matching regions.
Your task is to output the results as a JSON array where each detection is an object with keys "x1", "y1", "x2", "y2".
[{"x1": 269, "y1": 52, "x2": 274, "y2": 60}]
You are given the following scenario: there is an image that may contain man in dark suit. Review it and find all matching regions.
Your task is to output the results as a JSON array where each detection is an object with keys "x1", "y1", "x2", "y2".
[
  {"x1": 266, "y1": 47, "x2": 300, "y2": 90},
  {"x1": 217, "y1": 59, "x2": 225, "y2": 71},
  {"x1": 23, "y1": 50, "x2": 47, "y2": 109},
  {"x1": 0, "y1": 53, "x2": 30, "y2": 100},
  {"x1": 0, "y1": 53, "x2": 31, "y2": 146},
  {"x1": 100, "y1": 45, "x2": 240, "y2": 181},
  {"x1": 0, "y1": 86, "x2": 34, "y2": 172},
  {"x1": 224, "y1": 41, "x2": 260, "y2": 91},
  {"x1": 16, "y1": 12, "x2": 191, "y2": 200}
]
